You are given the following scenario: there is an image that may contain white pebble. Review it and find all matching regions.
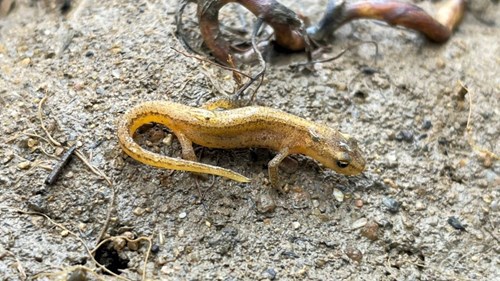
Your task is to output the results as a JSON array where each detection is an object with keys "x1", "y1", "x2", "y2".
[
  {"x1": 333, "y1": 188, "x2": 344, "y2": 202},
  {"x1": 351, "y1": 218, "x2": 368, "y2": 229}
]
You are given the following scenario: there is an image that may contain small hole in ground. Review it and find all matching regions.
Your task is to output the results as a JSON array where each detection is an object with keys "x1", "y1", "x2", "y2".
[{"x1": 94, "y1": 242, "x2": 129, "y2": 275}]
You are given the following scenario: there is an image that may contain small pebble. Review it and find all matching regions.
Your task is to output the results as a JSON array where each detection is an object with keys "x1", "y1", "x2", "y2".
[
  {"x1": 333, "y1": 188, "x2": 344, "y2": 202},
  {"x1": 18, "y1": 161, "x2": 31, "y2": 169},
  {"x1": 178, "y1": 212, "x2": 187, "y2": 219},
  {"x1": 436, "y1": 58, "x2": 446, "y2": 69},
  {"x1": 475, "y1": 232, "x2": 483, "y2": 240},
  {"x1": 315, "y1": 258, "x2": 326, "y2": 268},
  {"x1": 395, "y1": 130, "x2": 414, "y2": 142},
  {"x1": 27, "y1": 138, "x2": 38, "y2": 148},
  {"x1": 448, "y1": 216, "x2": 466, "y2": 231},
  {"x1": 482, "y1": 194, "x2": 492, "y2": 204},
  {"x1": 55, "y1": 147, "x2": 64, "y2": 156},
  {"x1": 382, "y1": 197, "x2": 400, "y2": 213},
  {"x1": 415, "y1": 200, "x2": 426, "y2": 211},
  {"x1": 345, "y1": 246, "x2": 363, "y2": 262},
  {"x1": 376, "y1": 218, "x2": 393, "y2": 228},
  {"x1": 491, "y1": 201, "x2": 498, "y2": 212},
  {"x1": 257, "y1": 192, "x2": 276, "y2": 213},
  {"x1": 383, "y1": 178, "x2": 398, "y2": 189},
  {"x1": 484, "y1": 170, "x2": 497, "y2": 184},
  {"x1": 34, "y1": 254, "x2": 43, "y2": 262},
  {"x1": 280, "y1": 157, "x2": 298, "y2": 174},
  {"x1": 1, "y1": 151, "x2": 14, "y2": 164},
  {"x1": 312, "y1": 199, "x2": 320, "y2": 208},
  {"x1": 177, "y1": 229, "x2": 185, "y2": 237},
  {"x1": 385, "y1": 152, "x2": 398, "y2": 168},
  {"x1": 422, "y1": 119, "x2": 432, "y2": 130},
  {"x1": 162, "y1": 134, "x2": 173, "y2": 146},
  {"x1": 427, "y1": 216, "x2": 439, "y2": 227},
  {"x1": 360, "y1": 221, "x2": 379, "y2": 241},
  {"x1": 19, "y1": 57, "x2": 31, "y2": 66},
  {"x1": 133, "y1": 207, "x2": 146, "y2": 216},
  {"x1": 292, "y1": 221, "x2": 300, "y2": 229},
  {"x1": 122, "y1": 231, "x2": 135, "y2": 240},
  {"x1": 438, "y1": 137, "x2": 448, "y2": 146},
  {"x1": 151, "y1": 244, "x2": 160, "y2": 253},
  {"x1": 417, "y1": 133, "x2": 428, "y2": 140},
  {"x1": 351, "y1": 217, "x2": 368, "y2": 229},
  {"x1": 262, "y1": 268, "x2": 277, "y2": 280},
  {"x1": 78, "y1": 223, "x2": 86, "y2": 231},
  {"x1": 354, "y1": 199, "x2": 363, "y2": 208},
  {"x1": 290, "y1": 187, "x2": 311, "y2": 209},
  {"x1": 360, "y1": 66, "x2": 377, "y2": 75},
  {"x1": 60, "y1": 230, "x2": 69, "y2": 237},
  {"x1": 477, "y1": 179, "x2": 488, "y2": 188},
  {"x1": 111, "y1": 69, "x2": 121, "y2": 79},
  {"x1": 113, "y1": 237, "x2": 126, "y2": 251},
  {"x1": 480, "y1": 153, "x2": 493, "y2": 168}
]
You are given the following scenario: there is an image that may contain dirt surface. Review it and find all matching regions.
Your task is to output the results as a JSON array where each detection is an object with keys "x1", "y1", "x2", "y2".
[{"x1": 0, "y1": 0, "x2": 498, "y2": 280}]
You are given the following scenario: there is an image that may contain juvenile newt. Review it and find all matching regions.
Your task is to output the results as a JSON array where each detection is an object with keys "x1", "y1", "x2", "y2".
[{"x1": 117, "y1": 101, "x2": 365, "y2": 186}]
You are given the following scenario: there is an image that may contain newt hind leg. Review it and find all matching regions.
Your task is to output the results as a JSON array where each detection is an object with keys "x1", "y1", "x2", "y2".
[
  {"x1": 175, "y1": 132, "x2": 197, "y2": 161},
  {"x1": 268, "y1": 147, "x2": 290, "y2": 193},
  {"x1": 175, "y1": 131, "x2": 210, "y2": 181}
]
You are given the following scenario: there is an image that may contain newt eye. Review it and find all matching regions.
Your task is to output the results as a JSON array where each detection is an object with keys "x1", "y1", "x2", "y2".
[{"x1": 336, "y1": 160, "x2": 349, "y2": 168}]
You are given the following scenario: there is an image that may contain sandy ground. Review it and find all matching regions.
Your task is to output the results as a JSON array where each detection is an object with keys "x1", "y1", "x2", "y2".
[{"x1": 0, "y1": 0, "x2": 498, "y2": 280}]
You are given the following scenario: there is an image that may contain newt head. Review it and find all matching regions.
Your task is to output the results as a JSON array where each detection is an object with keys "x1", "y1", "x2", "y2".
[
  {"x1": 332, "y1": 133, "x2": 366, "y2": 176},
  {"x1": 306, "y1": 129, "x2": 366, "y2": 176}
]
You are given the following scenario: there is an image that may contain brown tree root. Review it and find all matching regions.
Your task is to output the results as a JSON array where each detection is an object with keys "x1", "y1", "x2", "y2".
[
  {"x1": 308, "y1": 0, "x2": 466, "y2": 43},
  {"x1": 196, "y1": 0, "x2": 305, "y2": 64},
  {"x1": 186, "y1": 0, "x2": 466, "y2": 64}
]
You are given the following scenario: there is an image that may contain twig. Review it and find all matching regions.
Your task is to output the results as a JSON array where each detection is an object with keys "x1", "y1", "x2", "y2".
[
  {"x1": 38, "y1": 95, "x2": 115, "y2": 249},
  {"x1": 290, "y1": 40, "x2": 378, "y2": 68},
  {"x1": 45, "y1": 145, "x2": 77, "y2": 185},
  {"x1": 74, "y1": 149, "x2": 112, "y2": 186},
  {"x1": 174, "y1": 0, "x2": 202, "y2": 56},
  {"x1": 73, "y1": 149, "x2": 115, "y2": 245},
  {"x1": 171, "y1": 47, "x2": 252, "y2": 79},
  {"x1": 33, "y1": 265, "x2": 106, "y2": 281},
  {"x1": 23, "y1": 133, "x2": 54, "y2": 147},
  {"x1": 8, "y1": 208, "x2": 130, "y2": 280},
  {"x1": 66, "y1": 0, "x2": 89, "y2": 21},
  {"x1": 38, "y1": 96, "x2": 62, "y2": 147},
  {"x1": 38, "y1": 88, "x2": 114, "y2": 185},
  {"x1": 464, "y1": 82, "x2": 499, "y2": 162},
  {"x1": 96, "y1": 185, "x2": 116, "y2": 244},
  {"x1": 235, "y1": 18, "x2": 266, "y2": 101},
  {"x1": 0, "y1": 250, "x2": 27, "y2": 280},
  {"x1": 483, "y1": 227, "x2": 500, "y2": 244}
]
